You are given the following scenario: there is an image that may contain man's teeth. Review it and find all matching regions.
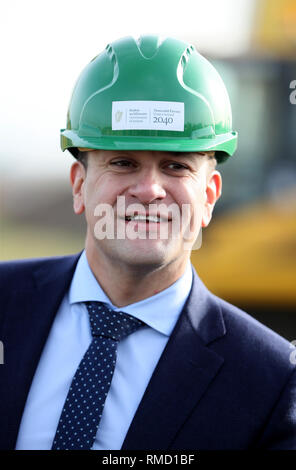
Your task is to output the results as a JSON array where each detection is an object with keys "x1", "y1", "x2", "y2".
[{"x1": 125, "y1": 215, "x2": 162, "y2": 222}]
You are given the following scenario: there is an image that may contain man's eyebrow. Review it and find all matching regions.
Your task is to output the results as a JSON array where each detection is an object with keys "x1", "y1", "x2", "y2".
[{"x1": 169, "y1": 152, "x2": 204, "y2": 159}]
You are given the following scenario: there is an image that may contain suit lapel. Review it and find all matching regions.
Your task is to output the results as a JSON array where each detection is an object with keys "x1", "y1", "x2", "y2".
[
  {"x1": 0, "y1": 253, "x2": 81, "y2": 450},
  {"x1": 122, "y1": 269, "x2": 226, "y2": 450}
]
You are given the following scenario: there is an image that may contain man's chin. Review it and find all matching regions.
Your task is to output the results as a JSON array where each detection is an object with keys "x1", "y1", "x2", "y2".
[
  {"x1": 111, "y1": 238, "x2": 178, "y2": 269},
  {"x1": 119, "y1": 241, "x2": 168, "y2": 262}
]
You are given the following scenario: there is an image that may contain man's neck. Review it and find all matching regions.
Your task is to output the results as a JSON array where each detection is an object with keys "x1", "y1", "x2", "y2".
[{"x1": 85, "y1": 245, "x2": 190, "y2": 308}]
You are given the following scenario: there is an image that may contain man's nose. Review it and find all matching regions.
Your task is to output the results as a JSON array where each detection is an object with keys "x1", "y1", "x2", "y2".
[{"x1": 127, "y1": 169, "x2": 166, "y2": 204}]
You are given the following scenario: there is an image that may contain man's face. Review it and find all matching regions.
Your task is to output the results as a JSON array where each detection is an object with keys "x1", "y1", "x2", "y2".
[{"x1": 70, "y1": 150, "x2": 221, "y2": 273}]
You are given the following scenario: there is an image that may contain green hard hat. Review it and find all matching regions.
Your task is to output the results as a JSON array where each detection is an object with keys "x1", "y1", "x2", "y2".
[{"x1": 61, "y1": 35, "x2": 238, "y2": 163}]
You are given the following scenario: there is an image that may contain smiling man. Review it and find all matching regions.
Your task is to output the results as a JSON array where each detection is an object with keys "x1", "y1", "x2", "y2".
[
  {"x1": 71, "y1": 149, "x2": 221, "y2": 306},
  {"x1": 0, "y1": 35, "x2": 295, "y2": 451}
]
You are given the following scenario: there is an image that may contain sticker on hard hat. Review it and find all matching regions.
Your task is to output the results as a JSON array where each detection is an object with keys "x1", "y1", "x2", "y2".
[{"x1": 112, "y1": 101, "x2": 184, "y2": 132}]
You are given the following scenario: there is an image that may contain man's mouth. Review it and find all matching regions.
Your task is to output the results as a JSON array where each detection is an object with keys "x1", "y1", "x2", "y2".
[{"x1": 124, "y1": 214, "x2": 171, "y2": 223}]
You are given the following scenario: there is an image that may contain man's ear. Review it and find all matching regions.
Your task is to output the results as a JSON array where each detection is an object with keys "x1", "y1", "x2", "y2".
[
  {"x1": 201, "y1": 170, "x2": 222, "y2": 228},
  {"x1": 70, "y1": 162, "x2": 86, "y2": 215}
]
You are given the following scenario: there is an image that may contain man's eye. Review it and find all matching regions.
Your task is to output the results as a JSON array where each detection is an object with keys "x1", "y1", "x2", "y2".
[
  {"x1": 166, "y1": 163, "x2": 188, "y2": 171},
  {"x1": 110, "y1": 160, "x2": 133, "y2": 167}
]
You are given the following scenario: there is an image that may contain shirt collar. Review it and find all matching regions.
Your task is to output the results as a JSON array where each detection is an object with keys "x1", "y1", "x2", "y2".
[{"x1": 69, "y1": 251, "x2": 193, "y2": 337}]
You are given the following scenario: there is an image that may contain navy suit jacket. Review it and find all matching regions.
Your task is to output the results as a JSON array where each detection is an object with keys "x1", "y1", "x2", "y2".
[{"x1": 0, "y1": 253, "x2": 295, "y2": 450}]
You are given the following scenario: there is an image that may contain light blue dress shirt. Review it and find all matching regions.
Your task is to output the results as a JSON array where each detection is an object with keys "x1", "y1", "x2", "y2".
[{"x1": 15, "y1": 251, "x2": 193, "y2": 450}]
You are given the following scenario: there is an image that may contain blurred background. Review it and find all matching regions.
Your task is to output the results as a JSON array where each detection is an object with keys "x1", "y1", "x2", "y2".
[{"x1": 1, "y1": 0, "x2": 295, "y2": 340}]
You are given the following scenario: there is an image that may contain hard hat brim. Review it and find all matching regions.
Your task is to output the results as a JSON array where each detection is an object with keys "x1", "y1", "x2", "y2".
[{"x1": 61, "y1": 129, "x2": 238, "y2": 162}]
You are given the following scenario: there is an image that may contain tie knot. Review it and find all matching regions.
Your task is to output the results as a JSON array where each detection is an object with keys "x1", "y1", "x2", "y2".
[{"x1": 85, "y1": 301, "x2": 145, "y2": 341}]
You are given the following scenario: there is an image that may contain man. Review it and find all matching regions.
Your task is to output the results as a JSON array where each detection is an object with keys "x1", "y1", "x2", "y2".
[{"x1": 0, "y1": 35, "x2": 295, "y2": 450}]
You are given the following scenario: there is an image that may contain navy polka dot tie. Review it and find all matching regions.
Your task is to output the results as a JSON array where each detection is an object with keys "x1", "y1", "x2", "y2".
[{"x1": 51, "y1": 301, "x2": 145, "y2": 450}]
